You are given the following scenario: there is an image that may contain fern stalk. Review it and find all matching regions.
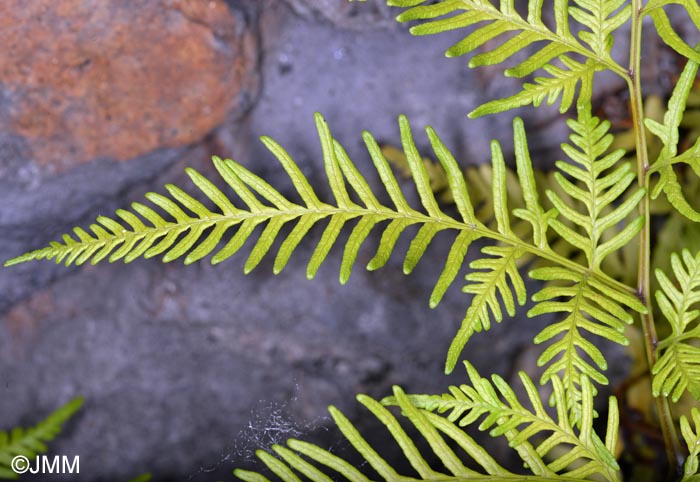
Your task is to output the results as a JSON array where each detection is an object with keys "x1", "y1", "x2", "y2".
[{"x1": 628, "y1": 0, "x2": 682, "y2": 473}]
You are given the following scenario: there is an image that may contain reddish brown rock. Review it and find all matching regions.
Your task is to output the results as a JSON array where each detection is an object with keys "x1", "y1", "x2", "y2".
[{"x1": 0, "y1": 0, "x2": 258, "y2": 171}]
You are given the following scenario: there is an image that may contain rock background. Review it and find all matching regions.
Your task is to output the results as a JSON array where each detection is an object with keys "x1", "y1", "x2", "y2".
[{"x1": 0, "y1": 1, "x2": 684, "y2": 481}]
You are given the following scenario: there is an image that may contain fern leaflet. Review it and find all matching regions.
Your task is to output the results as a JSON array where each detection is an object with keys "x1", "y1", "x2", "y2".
[
  {"x1": 387, "y1": 0, "x2": 629, "y2": 116},
  {"x1": 681, "y1": 407, "x2": 700, "y2": 480},
  {"x1": 526, "y1": 107, "x2": 644, "y2": 420},
  {"x1": 0, "y1": 398, "x2": 83, "y2": 480},
  {"x1": 643, "y1": 0, "x2": 700, "y2": 63},
  {"x1": 548, "y1": 108, "x2": 644, "y2": 270},
  {"x1": 384, "y1": 362, "x2": 620, "y2": 482},
  {"x1": 652, "y1": 249, "x2": 700, "y2": 402},
  {"x1": 648, "y1": 55, "x2": 700, "y2": 221}
]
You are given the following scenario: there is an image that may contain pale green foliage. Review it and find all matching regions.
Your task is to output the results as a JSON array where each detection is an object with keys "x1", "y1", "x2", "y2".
[
  {"x1": 6, "y1": 0, "x2": 700, "y2": 480},
  {"x1": 0, "y1": 398, "x2": 83, "y2": 480},
  {"x1": 681, "y1": 408, "x2": 700, "y2": 481},
  {"x1": 235, "y1": 362, "x2": 619, "y2": 482},
  {"x1": 648, "y1": 55, "x2": 700, "y2": 221},
  {"x1": 643, "y1": 0, "x2": 700, "y2": 63},
  {"x1": 6, "y1": 112, "x2": 646, "y2": 399},
  {"x1": 546, "y1": 110, "x2": 644, "y2": 271},
  {"x1": 652, "y1": 250, "x2": 700, "y2": 402},
  {"x1": 387, "y1": 0, "x2": 630, "y2": 116}
]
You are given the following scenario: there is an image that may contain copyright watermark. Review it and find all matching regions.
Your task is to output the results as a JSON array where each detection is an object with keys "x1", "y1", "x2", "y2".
[{"x1": 11, "y1": 455, "x2": 79, "y2": 475}]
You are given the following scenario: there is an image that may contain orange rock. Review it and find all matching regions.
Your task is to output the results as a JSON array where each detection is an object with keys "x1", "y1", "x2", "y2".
[{"x1": 0, "y1": 0, "x2": 258, "y2": 171}]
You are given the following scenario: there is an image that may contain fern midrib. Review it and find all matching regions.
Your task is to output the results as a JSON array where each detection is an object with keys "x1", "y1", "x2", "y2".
[
  {"x1": 458, "y1": 0, "x2": 629, "y2": 79},
  {"x1": 26, "y1": 203, "x2": 635, "y2": 298}
]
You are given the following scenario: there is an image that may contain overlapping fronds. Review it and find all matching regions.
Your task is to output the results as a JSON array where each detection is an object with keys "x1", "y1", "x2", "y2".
[
  {"x1": 0, "y1": 398, "x2": 83, "y2": 480},
  {"x1": 680, "y1": 407, "x2": 700, "y2": 480},
  {"x1": 643, "y1": 0, "x2": 700, "y2": 63},
  {"x1": 235, "y1": 362, "x2": 619, "y2": 482},
  {"x1": 6, "y1": 115, "x2": 643, "y2": 387},
  {"x1": 647, "y1": 55, "x2": 700, "y2": 221},
  {"x1": 387, "y1": 0, "x2": 629, "y2": 116},
  {"x1": 383, "y1": 362, "x2": 620, "y2": 482},
  {"x1": 652, "y1": 250, "x2": 700, "y2": 402},
  {"x1": 548, "y1": 108, "x2": 645, "y2": 270}
]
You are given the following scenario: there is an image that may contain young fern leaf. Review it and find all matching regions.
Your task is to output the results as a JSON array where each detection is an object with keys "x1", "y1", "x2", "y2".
[
  {"x1": 680, "y1": 407, "x2": 700, "y2": 480},
  {"x1": 528, "y1": 107, "x2": 645, "y2": 420},
  {"x1": 383, "y1": 361, "x2": 620, "y2": 482},
  {"x1": 647, "y1": 55, "x2": 700, "y2": 221},
  {"x1": 387, "y1": 0, "x2": 628, "y2": 116},
  {"x1": 236, "y1": 362, "x2": 619, "y2": 482},
  {"x1": 643, "y1": 0, "x2": 700, "y2": 63},
  {"x1": 652, "y1": 250, "x2": 700, "y2": 402},
  {"x1": 0, "y1": 398, "x2": 83, "y2": 479}
]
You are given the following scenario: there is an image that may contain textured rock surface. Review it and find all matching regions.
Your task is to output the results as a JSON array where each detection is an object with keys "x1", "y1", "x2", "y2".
[
  {"x1": 0, "y1": 1, "x2": 641, "y2": 481},
  {"x1": 0, "y1": 0, "x2": 257, "y2": 171},
  {"x1": 282, "y1": 0, "x2": 395, "y2": 29}
]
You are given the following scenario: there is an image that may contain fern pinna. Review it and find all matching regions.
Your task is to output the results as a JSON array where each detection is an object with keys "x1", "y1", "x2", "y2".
[
  {"x1": 5, "y1": 0, "x2": 700, "y2": 480},
  {"x1": 0, "y1": 398, "x2": 82, "y2": 480}
]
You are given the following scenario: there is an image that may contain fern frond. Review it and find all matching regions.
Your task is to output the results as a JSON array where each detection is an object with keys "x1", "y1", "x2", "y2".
[
  {"x1": 236, "y1": 363, "x2": 618, "y2": 481},
  {"x1": 680, "y1": 407, "x2": 700, "y2": 480},
  {"x1": 471, "y1": 57, "x2": 597, "y2": 117},
  {"x1": 643, "y1": 0, "x2": 700, "y2": 63},
  {"x1": 548, "y1": 107, "x2": 644, "y2": 270},
  {"x1": 447, "y1": 245, "x2": 526, "y2": 372},
  {"x1": 384, "y1": 362, "x2": 620, "y2": 482},
  {"x1": 652, "y1": 250, "x2": 700, "y2": 402},
  {"x1": 648, "y1": 55, "x2": 700, "y2": 221},
  {"x1": 4, "y1": 115, "x2": 471, "y2": 296},
  {"x1": 0, "y1": 398, "x2": 83, "y2": 480},
  {"x1": 387, "y1": 0, "x2": 628, "y2": 116},
  {"x1": 570, "y1": 0, "x2": 631, "y2": 61},
  {"x1": 511, "y1": 107, "x2": 645, "y2": 419},
  {"x1": 6, "y1": 114, "x2": 642, "y2": 377},
  {"x1": 528, "y1": 268, "x2": 639, "y2": 421}
]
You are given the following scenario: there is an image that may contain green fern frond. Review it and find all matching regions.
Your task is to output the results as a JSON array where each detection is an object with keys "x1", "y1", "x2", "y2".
[
  {"x1": 528, "y1": 268, "x2": 638, "y2": 421},
  {"x1": 387, "y1": 0, "x2": 628, "y2": 116},
  {"x1": 548, "y1": 108, "x2": 644, "y2": 270},
  {"x1": 6, "y1": 114, "x2": 642, "y2": 379},
  {"x1": 447, "y1": 245, "x2": 526, "y2": 372},
  {"x1": 471, "y1": 57, "x2": 596, "y2": 117},
  {"x1": 648, "y1": 55, "x2": 700, "y2": 221},
  {"x1": 514, "y1": 107, "x2": 645, "y2": 420},
  {"x1": 652, "y1": 249, "x2": 700, "y2": 402},
  {"x1": 383, "y1": 361, "x2": 620, "y2": 482},
  {"x1": 236, "y1": 362, "x2": 619, "y2": 481},
  {"x1": 680, "y1": 407, "x2": 700, "y2": 480},
  {"x1": 570, "y1": 0, "x2": 631, "y2": 61},
  {"x1": 643, "y1": 0, "x2": 700, "y2": 63},
  {"x1": 5, "y1": 115, "x2": 474, "y2": 298},
  {"x1": 0, "y1": 398, "x2": 83, "y2": 480}
]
